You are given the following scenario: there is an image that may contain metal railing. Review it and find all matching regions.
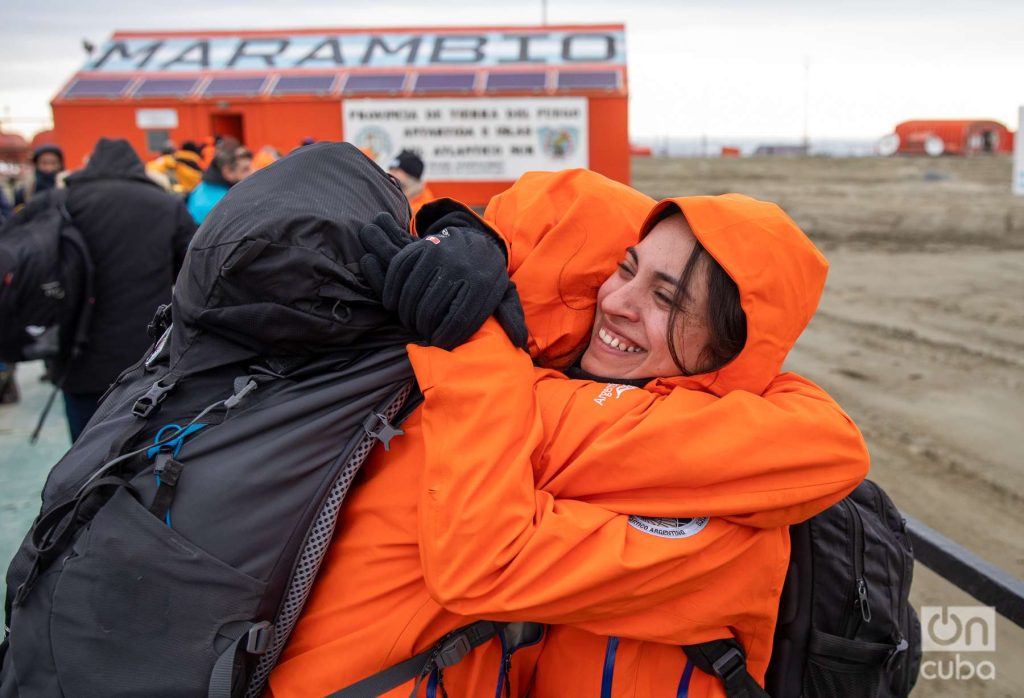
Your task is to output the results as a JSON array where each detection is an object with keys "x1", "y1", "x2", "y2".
[{"x1": 905, "y1": 514, "x2": 1024, "y2": 628}]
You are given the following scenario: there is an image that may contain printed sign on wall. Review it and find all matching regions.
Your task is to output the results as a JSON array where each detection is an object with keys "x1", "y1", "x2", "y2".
[{"x1": 344, "y1": 97, "x2": 588, "y2": 181}]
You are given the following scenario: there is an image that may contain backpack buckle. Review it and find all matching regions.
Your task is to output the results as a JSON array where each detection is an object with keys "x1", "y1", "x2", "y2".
[
  {"x1": 245, "y1": 621, "x2": 274, "y2": 655},
  {"x1": 132, "y1": 378, "x2": 177, "y2": 418},
  {"x1": 711, "y1": 647, "x2": 745, "y2": 684},
  {"x1": 362, "y1": 412, "x2": 404, "y2": 451},
  {"x1": 147, "y1": 304, "x2": 171, "y2": 338},
  {"x1": 435, "y1": 633, "x2": 473, "y2": 669}
]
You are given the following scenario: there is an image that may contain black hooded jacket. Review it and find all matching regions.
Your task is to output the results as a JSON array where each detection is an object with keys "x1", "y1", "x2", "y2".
[{"x1": 59, "y1": 138, "x2": 197, "y2": 393}]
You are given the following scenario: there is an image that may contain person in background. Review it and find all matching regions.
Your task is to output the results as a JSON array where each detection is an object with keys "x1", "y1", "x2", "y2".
[
  {"x1": 145, "y1": 141, "x2": 205, "y2": 195},
  {"x1": 0, "y1": 361, "x2": 18, "y2": 404},
  {"x1": 13, "y1": 144, "x2": 64, "y2": 209},
  {"x1": 388, "y1": 149, "x2": 435, "y2": 217},
  {"x1": 187, "y1": 145, "x2": 253, "y2": 225},
  {"x1": 0, "y1": 187, "x2": 12, "y2": 226},
  {"x1": 252, "y1": 145, "x2": 282, "y2": 171},
  {"x1": 57, "y1": 138, "x2": 197, "y2": 440},
  {"x1": 0, "y1": 186, "x2": 12, "y2": 227},
  {"x1": 5, "y1": 146, "x2": 66, "y2": 401},
  {"x1": 200, "y1": 136, "x2": 217, "y2": 169}
]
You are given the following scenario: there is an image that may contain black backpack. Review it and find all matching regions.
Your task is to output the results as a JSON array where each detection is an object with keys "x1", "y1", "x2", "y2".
[
  {"x1": 684, "y1": 479, "x2": 922, "y2": 697},
  {"x1": 0, "y1": 189, "x2": 95, "y2": 365},
  {"x1": 0, "y1": 142, "x2": 428, "y2": 698}
]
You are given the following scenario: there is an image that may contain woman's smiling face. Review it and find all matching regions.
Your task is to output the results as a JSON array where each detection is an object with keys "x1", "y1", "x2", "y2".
[{"x1": 580, "y1": 214, "x2": 711, "y2": 380}]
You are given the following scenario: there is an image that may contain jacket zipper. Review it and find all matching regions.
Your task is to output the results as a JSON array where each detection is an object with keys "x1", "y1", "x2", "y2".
[
  {"x1": 842, "y1": 499, "x2": 871, "y2": 637},
  {"x1": 600, "y1": 636, "x2": 620, "y2": 698}
]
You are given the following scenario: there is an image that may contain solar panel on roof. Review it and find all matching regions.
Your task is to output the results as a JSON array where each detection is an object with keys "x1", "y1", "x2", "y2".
[
  {"x1": 485, "y1": 72, "x2": 547, "y2": 92},
  {"x1": 64, "y1": 78, "x2": 132, "y2": 98},
  {"x1": 204, "y1": 76, "x2": 267, "y2": 96},
  {"x1": 413, "y1": 73, "x2": 476, "y2": 93},
  {"x1": 272, "y1": 75, "x2": 337, "y2": 95},
  {"x1": 556, "y1": 71, "x2": 619, "y2": 90},
  {"x1": 135, "y1": 78, "x2": 200, "y2": 98},
  {"x1": 342, "y1": 74, "x2": 406, "y2": 94}
]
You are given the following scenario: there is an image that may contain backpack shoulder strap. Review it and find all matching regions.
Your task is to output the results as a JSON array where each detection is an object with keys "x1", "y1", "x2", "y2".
[
  {"x1": 683, "y1": 639, "x2": 771, "y2": 698},
  {"x1": 327, "y1": 620, "x2": 502, "y2": 698}
]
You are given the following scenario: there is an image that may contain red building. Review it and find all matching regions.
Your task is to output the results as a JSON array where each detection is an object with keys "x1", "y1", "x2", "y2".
[
  {"x1": 50, "y1": 25, "x2": 630, "y2": 205},
  {"x1": 894, "y1": 119, "x2": 1014, "y2": 156}
]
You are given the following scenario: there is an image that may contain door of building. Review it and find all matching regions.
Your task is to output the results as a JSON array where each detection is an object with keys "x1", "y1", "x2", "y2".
[{"x1": 210, "y1": 113, "x2": 245, "y2": 144}]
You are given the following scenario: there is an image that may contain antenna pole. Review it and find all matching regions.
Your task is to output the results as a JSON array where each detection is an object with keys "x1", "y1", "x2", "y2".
[{"x1": 542, "y1": 0, "x2": 548, "y2": 25}]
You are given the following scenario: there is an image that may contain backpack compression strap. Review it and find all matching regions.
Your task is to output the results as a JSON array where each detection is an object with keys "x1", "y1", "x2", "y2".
[
  {"x1": 328, "y1": 620, "x2": 502, "y2": 698},
  {"x1": 682, "y1": 639, "x2": 770, "y2": 698}
]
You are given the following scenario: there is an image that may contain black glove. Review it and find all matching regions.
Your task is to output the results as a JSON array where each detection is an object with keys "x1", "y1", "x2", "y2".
[
  {"x1": 357, "y1": 212, "x2": 416, "y2": 297},
  {"x1": 360, "y1": 216, "x2": 526, "y2": 350},
  {"x1": 422, "y1": 210, "x2": 508, "y2": 262}
]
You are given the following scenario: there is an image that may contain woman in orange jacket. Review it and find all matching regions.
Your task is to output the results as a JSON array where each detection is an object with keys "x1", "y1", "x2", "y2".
[
  {"x1": 409, "y1": 182, "x2": 858, "y2": 697},
  {"x1": 268, "y1": 171, "x2": 868, "y2": 697}
]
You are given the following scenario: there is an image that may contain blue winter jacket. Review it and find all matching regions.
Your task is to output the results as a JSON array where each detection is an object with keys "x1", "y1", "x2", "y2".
[{"x1": 187, "y1": 180, "x2": 230, "y2": 225}]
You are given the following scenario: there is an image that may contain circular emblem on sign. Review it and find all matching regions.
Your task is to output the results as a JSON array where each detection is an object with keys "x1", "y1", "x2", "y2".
[
  {"x1": 628, "y1": 516, "x2": 710, "y2": 539},
  {"x1": 538, "y1": 127, "x2": 579, "y2": 158},
  {"x1": 353, "y1": 126, "x2": 393, "y2": 162}
]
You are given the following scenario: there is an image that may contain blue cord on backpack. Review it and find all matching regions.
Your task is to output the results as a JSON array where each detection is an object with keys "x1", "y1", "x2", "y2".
[{"x1": 149, "y1": 423, "x2": 208, "y2": 527}]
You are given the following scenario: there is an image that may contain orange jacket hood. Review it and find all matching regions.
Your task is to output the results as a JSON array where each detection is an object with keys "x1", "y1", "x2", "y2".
[
  {"x1": 484, "y1": 169, "x2": 655, "y2": 368},
  {"x1": 645, "y1": 195, "x2": 829, "y2": 397}
]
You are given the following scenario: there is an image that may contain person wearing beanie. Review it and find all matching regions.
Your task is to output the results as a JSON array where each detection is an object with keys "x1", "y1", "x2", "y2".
[
  {"x1": 14, "y1": 144, "x2": 65, "y2": 209},
  {"x1": 388, "y1": 149, "x2": 435, "y2": 217},
  {"x1": 145, "y1": 139, "x2": 206, "y2": 195}
]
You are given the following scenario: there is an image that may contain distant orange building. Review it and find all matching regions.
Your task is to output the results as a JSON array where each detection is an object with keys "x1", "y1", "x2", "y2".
[
  {"x1": 50, "y1": 25, "x2": 630, "y2": 206},
  {"x1": 894, "y1": 119, "x2": 1014, "y2": 156}
]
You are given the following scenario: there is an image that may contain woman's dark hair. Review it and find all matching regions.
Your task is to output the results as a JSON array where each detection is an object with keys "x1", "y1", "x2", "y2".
[{"x1": 657, "y1": 207, "x2": 747, "y2": 375}]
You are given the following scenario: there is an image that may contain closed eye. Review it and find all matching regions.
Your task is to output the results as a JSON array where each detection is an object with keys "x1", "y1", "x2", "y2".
[
  {"x1": 654, "y1": 291, "x2": 674, "y2": 306},
  {"x1": 617, "y1": 261, "x2": 635, "y2": 278}
]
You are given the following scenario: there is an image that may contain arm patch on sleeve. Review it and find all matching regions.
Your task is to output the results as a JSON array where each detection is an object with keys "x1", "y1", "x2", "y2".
[{"x1": 627, "y1": 516, "x2": 709, "y2": 539}]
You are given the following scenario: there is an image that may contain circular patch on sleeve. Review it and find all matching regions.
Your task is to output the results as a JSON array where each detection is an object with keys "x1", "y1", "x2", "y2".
[{"x1": 627, "y1": 516, "x2": 710, "y2": 539}]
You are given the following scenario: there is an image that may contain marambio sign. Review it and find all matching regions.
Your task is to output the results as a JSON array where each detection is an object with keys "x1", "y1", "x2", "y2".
[{"x1": 83, "y1": 30, "x2": 625, "y2": 73}]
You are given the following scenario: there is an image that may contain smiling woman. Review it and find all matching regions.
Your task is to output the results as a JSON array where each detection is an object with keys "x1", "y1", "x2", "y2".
[{"x1": 581, "y1": 206, "x2": 746, "y2": 379}]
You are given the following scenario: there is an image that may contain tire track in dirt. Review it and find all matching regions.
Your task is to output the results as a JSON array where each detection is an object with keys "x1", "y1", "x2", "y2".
[{"x1": 789, "y1": 308, "x2": 1024, "y2": 576}]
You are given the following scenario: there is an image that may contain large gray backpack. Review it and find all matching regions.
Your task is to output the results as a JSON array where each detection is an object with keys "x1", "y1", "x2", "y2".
[{"x1": 1, "y1": 143, "x2": 421, "y2": 697}]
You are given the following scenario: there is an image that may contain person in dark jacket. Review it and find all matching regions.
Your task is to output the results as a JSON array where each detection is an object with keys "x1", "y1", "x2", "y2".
[
  {"x1": 0, "y1": 188, "x2": 13, "y2": 226},
  {"x1": 58, "y1": 138, "x2": 197, "y2": 440},
  {"x1": 13, "y1": 144, "x2": 65, "y2": 209}
]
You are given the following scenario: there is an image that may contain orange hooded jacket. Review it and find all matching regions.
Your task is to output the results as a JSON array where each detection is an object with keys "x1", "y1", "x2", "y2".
[
  {"x1": 408, "y1": 184, "x2": 436, "y2": 219},
  {"x1": 408, "y1": 183, "x2": 867, "y2": 697},
  {"x1": 268, "y1": 172, "x2": 868, "y2": 698}
]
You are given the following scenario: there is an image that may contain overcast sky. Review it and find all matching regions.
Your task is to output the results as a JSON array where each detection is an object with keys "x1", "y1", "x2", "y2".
[{"x1": 2, "y1": 0, "x2": 1021, "y2": 142}]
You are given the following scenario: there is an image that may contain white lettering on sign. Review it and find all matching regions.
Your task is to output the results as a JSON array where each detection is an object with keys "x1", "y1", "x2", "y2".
[
  {"x1": 83, "y1": 30, "x2": 625, "y2": 73},
  {"x1": 135, "y1": 108, "x2": 179, "y2": 129},
  {"x1": 344, "y1": 97, "x2": 589, "y2": 181}
]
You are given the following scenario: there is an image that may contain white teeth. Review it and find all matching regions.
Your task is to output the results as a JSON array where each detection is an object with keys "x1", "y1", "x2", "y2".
[{"x1": 598, "y1": 328, "x2": 643, "y2": 353}]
